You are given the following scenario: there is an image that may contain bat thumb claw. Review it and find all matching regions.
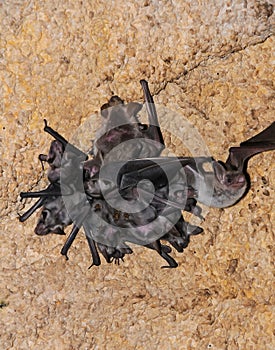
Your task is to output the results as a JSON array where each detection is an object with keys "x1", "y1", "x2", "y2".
[
  {"x1": 161, "y1": 264, "x2": 178, "y2": 269},
  {"x1": 61, "y1": 251, "x2": 69, "y2": 261}
]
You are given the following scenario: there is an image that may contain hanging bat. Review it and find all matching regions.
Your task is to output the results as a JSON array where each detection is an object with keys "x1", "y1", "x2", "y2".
[
  {"x1": 90, "y1": 121, "x2": 275, "y2": 265},
  {"x1": 19, "y1": 79, "x2": 275, "y2": 268},
  {"x1": 83, "y1": 119, "x2": 274, "y2": 267},
  {"x1": 108, "y1": 121, "x2": 275, "y2": 209},
  {"x1": 20, "y1": 80, "x2": 198, "y2": 268}
]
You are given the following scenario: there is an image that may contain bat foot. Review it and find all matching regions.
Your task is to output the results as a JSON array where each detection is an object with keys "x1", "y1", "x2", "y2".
[
  {"x1": 187, "y1": 225, "x2": 204, "y2": 236},
  {"x1": 161, "y1": 264, "x2": 178, "y2": 269},
  {"x1": 43, "y1": 119, "x2": 48, "y2": 129},
  {"x1": 111, "y1": 257, "x2": 124, "y2": 265},
  {"x1": 161, "y1": 256, "x2": 179, "y2": 269},
  {"x1": 88, "y1": 261, "x2": 101, "y2": 269},
  {"x1": 18, "y1": 213, "x2": 24, "y2": 222},
  {"x1": 160, "y1": 252, "x2": 178, "y2": 268},
  {"x1": 60, "y1": 248, "x2": 69, "y2": 260}
]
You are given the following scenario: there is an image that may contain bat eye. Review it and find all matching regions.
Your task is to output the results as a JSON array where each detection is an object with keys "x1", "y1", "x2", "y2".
[
  {"x1": 225, "y1": 174, "x2": 246, "y2": 187},
  {"x1": 226, "y1": 176, "x2": 233, "y2": 184}
]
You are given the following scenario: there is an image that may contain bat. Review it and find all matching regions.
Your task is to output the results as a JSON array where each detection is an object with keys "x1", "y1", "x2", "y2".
[
  {"x1": 110, "y1": 121, "x2": 275, "y2": 209},
  {"x1": 19, "y1": 79, "x2": 275, "y2": 268},
  {"x1": 19, "y1": 80, "x2": 198, "y2": 267}
]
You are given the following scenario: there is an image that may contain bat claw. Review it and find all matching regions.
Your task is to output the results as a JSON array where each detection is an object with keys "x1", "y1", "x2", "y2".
[
  {"x1": 161, "y1": 264, "x2": 178, "y2": 269},
  {"x1": 62, "y1": 252, "x2": 69, "y2": 261},
  {"x1": 88, "y1": 261, "x2": 101, "y2": 269},
  {"x1": 111, "y1": 257, "x2": 124, "y2": 265}
]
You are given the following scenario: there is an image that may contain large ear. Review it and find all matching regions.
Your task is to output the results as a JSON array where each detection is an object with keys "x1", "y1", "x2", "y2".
[
  {"x1": 100, "y1": 95, "x2": 124, "y2": 118},
  {"x1": 125, "y1": 102, "x2": 142, "y2": 117},
  {"x1": 213, "y1": 161, "x2": 226, "y2": 182}
]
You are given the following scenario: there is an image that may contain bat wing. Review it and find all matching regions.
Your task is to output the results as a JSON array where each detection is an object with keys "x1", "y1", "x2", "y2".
[
  {"x1": 99, "y1": 156, "x2": 210, "y2": 191},
  {"x1": 118, "y1": 157, "x2": 194, "y2": 190},
  {"x1": 99, "y1": 157, "x2": 187, "y2": 191},
  {"x1": 240, "y1": 121, "x2": 275, "y2": 145},
  {"x1": 226, "y1": 122, "x2": 275, "y2": 170}
]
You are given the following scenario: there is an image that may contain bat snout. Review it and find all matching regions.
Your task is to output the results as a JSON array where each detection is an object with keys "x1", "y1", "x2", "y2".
[
  {"x1": 230, "y1": 175, "x2": 246, "y2": 189},
  {"x1": 224, "y1": 173, "x2": 246, "y2": 189}
]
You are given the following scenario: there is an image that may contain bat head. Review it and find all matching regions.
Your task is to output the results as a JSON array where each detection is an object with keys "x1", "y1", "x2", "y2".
[
  {"x1": 101, "y1": 95, "x2": 142, "y2": 125},
  {"x1": 213, "y1": 161, "x2": 247, "y2": 190},
  {"x1": 34, "y1": 198, "x2": 72, "y2": 236},
  {"x1": 83, "y1": 159, "x2": 101, "y2": 179}
]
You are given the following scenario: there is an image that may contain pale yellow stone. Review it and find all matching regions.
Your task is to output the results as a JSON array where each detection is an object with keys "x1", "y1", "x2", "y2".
[{"x1": 1, "y1": 1, "x2": 274, "y2": 349}]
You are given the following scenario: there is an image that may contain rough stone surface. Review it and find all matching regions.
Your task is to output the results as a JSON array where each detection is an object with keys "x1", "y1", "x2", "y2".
[{"x1": 1, "y1": 1, "x2": 274, "y2": 349}]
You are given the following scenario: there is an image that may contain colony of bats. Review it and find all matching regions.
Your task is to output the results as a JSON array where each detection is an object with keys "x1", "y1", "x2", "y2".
[{"x1": 19, "y1": 80, "x2": 275, "y2": 268}]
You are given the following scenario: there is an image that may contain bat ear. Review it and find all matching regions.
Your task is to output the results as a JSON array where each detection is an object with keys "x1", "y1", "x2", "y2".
[
  {"x1": 101, "y1": 95, "x2": 124, "y2": 118},
  {"x1": 100, "y1": 105, "x2": 110, "y2": 118},
  {"x1": 125, "y1": 102, "x2": 142, "y2": 117},
  {"x1": 52, "y1": 227, "x2": 66, "y2": 235},
  {"x1": 213, "y1": 161, "x2": 226, "y2": 182},
  {"x1": 109, "y1": 95, "x2": 124, "y2": 106}
]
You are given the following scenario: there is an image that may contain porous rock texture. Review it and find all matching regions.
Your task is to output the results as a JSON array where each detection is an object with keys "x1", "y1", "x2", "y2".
[{"x1": 1, "y1": 1, "x2": 274, "y2": 349}]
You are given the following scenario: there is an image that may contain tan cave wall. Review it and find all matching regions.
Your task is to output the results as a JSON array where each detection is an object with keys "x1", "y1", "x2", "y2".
[{"x1": 1, "y1": 1, "x2": 274, "y2": 349}]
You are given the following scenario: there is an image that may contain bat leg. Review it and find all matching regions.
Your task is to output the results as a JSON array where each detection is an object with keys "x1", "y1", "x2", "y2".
[
  {"x1": 38, "y1": 154, "x2": 46, "y2": 170},
  {"x1": 162, "y1": 215, "x2": 203, "y2": 252},
  {"x1": 145, "y1": 240, "x2": 178, "y2": 268},
  {"x1": 43, "y1": 119, "x2": 87, "y2": 159},
  {"x1": 184, "y1": 198, "x2": 204, "y2": 220},
  {"x1": 60, "y1": 224, "x2": 79, "y2": 260},
  {"x1": 60, "y1": 203, "x2": 93, "y2": 260},
  {"x1": 18, "y1": 197, "x2": 46, "y2": 222},
  {"x1": 20, "y1": 189, "x2": 61, "y2": 198},
  {"x1": 162, "y1": 215, "x2": 190, "y2": 252},
  {"x1": 140, "y1": 80, "x2": 165, "y2": 149},
  {"x1": 83, "y1": 223, "x2": 101, "y2": 267},
  {"x1": 20, "y1": 183, "x2": 75, "y2": 198},
  {"x1": 97, "y1": 243, "x2": 111, "y2": 263},
  {"x1": 160, "y1": 251, "x2": 178, "y2": 268},
  {"x1": 186, "y1": 223, "x2": 204, "y2": 236},
  {"x1": 86, "y1": 236, "x2": 101, "y2": 268},
  {"x1": 175, "y1": 215, "x2": 203, "y2": 237},
  {"x1": 43, "y1": 119, "x2": 68, "y2": 147},
  {"x1": 162, "y1": 230, "x2": 189, "y2": 252},
  {"x1": 20, "y1": 183, "x2": 62, "y2": 199}
]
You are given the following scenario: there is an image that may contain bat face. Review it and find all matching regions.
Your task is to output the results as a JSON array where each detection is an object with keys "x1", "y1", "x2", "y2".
[
  {"x1": 213, "y1": 161, "x2": 246, "y2": 188},
  {"x1": 34, "y1": 197, "x2": 72, "y2": 236},
  {"x1": 209, "y1": 161, "x2": 247, "y2": 208},
  {"x1": 19, "y1": 80, "x2": 275, "y2": 268}
]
